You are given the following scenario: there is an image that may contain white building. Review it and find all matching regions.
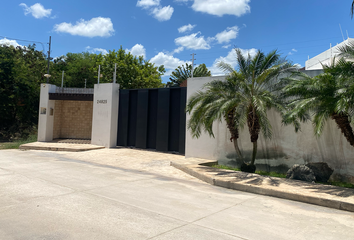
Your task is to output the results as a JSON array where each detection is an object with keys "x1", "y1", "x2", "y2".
[{"x1": 305, "y1": 38, "x2": 354, "y2": 70}]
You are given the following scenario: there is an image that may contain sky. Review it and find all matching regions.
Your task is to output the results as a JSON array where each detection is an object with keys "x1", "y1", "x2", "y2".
[{"x1": 1, "y1": 0, "x2": 354, "y2": 83}]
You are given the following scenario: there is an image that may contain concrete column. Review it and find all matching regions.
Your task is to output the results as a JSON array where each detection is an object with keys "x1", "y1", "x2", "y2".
[
  {"x1": 37, "y1": 84, "x2": 57, "y2": 142},
  {"x1": 91, "y1": 83, "x2": 119, "y2": 148}
]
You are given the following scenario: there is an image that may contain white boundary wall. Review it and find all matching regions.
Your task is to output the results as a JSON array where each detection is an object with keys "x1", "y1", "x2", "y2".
[
  {"x1": 91, "y1": 83, "x2": 119, "y2": 148},
  {"x1": 37, "y1": 84, "x2": 57, "y2": 142},
  {"x1": 186, "y1": 76, "x2": 354, "y2": 183}
]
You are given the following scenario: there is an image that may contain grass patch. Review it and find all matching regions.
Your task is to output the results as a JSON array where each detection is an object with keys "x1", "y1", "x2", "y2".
[
  {"x1": 320, "y1": 181, "x2": 354, "y2": 189},
  {"x1": 212, "y1": 164, "x2": 354, "y2": 189},
  {"x1": 0, "y1": 134, "x2": 37, "y2": 150},
  {"x1": 212, "y1": 164, "x2": 286, "y2": 178}
]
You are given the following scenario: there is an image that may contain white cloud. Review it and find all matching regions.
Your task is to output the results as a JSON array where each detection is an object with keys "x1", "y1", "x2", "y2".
[
  {"x1": 222, "y1": 44, "x2": 231, "y2": 49},
  {"x1": 174, "y1": 0, "x2": 190, "y2": 3},
  {"x1": 215, "y1": 26, "x2": 239, "y2": 44},
  {"x1": 288, "y1": 48, "x2": 298, "y2": 56},
  {"x1": 137, "y1": 0, "x2": 160, "y2": 9},
  {"x1": 0, "y1": 38, "x2": 24, "y2": 48},
  {"x1": 86, "y1": 46, "x2": 108, "y2": 55},
  {"x1": 209, "y1": 48, "x2": 257, "y2": 75},
  {"x1": 178, "y1": 24, "x2": 196, "y2": 33},
  {"x1": 151, "y1": 52, "x2": 191, "y2": 76},
  {"x1": 294, "y1": 63, "x2": 302, "y2": 68},
  {"x1": 192, "y1": 0, "x2": 250, "y2": 17},
  {"x1": 152, "y1": 6, "x2": 174, "y2": 21},
  {"x1": 19, "y1": 3, "x2": 52, "y2": 19},
  {"x1": 127, "y1": 44, "x2": 146, "y2": 58},
  {"x1": 137, "y1": 0, "x2": 174, "y2": 21},
  {"x1": 54, "y1": 17, "x2": 114, "y2": 37},
  {"x1": 172, "y1": 46, "x2": 184, "y2": 54},
  {"x1": 175, "y1": 32, "x2": 210, "y2": 50}
]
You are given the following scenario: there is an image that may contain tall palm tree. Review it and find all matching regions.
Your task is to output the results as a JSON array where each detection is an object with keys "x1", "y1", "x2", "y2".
[
  {"x1": 186, "y1": 48, "x2": 296, "y2": 172},
  {"x1": 283, "y1": 58, "x2": 354, "y2": 147}
]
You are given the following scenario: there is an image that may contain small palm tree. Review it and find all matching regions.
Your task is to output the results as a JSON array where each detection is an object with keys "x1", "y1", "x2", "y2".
[
  {"x1": 167, "y1": 63, "x2": 211, "y2": 87},
  {"x1": 283, "y1": 58, "x2": 354, "y2": 147},
  {"x1": 186, "y1": 48, "x2": 296, "y2": 172}
]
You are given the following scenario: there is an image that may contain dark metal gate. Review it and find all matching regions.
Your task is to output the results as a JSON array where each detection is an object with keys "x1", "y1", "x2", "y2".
[{"x1": 117, "y1": 87, "x2": 187, "y2": 154}]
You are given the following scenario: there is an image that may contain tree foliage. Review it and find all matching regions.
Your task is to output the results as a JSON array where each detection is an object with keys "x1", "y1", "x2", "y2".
[
  {"x1": 0, "y1": 45, "x2": 47, "y2": 139},
  {"x1": 283, "y1": 57, "x2": 354, "y2": 147},
  {"x1": 167, "y1": 63, "x2": 211, "y2": 87},
  {"x1": 0, "y1": 45, "x2": 165, "y2": 138}
]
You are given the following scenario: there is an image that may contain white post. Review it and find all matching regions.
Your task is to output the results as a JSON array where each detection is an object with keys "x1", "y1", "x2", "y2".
[
  {"x1": 191, "y1": 53, "x2": 196, "y2": 78},
  {"x1": 91, "y1": 83, "x2": 120, "y2": 148},
  {"x1": 113, "y1": 63, "x2": 117, "y2": 83},
  {"x1": 98, "y1": 65, "x2": 101, "y2": 84},
  {"x1": 61, "y1": 71, "x2": 64, "y2": 88}
]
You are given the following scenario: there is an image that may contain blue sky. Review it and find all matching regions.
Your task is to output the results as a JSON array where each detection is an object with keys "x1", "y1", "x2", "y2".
[{"x1": 1, "y1": 0, "x2": 354, "y2": 82}]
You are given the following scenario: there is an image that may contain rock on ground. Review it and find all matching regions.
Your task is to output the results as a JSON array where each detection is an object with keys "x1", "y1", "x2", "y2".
[
  {"x1": 306, "y1": 162, "x2": 334, "y2": 182},
  {"x1": 286, "y1": 164, "x2": 316, "y2": 182}
]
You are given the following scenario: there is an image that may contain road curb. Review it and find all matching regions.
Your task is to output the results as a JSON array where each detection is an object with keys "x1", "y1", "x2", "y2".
[{"x1": 171, "y1": 161, "x2": 354, "y2": 212}]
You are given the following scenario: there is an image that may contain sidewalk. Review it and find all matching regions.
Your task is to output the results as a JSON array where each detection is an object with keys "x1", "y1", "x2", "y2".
[{"x1": 171, "y1": 158, "x2": 354, "y2": 212}]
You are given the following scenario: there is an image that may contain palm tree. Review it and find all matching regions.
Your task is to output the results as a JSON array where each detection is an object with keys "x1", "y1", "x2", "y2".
[
  {"x1": 283, "y1": 58, "x2": 354, "y2": 147},
  {"x1": 186, "y1": 48, "x2": 296, "y2": 172},
  {"x1": 167, "y1": 63, "x2": 211, "y2": 87},
  {"x1": 186, "y1": 77, "x2": 244, "y2": 161}
]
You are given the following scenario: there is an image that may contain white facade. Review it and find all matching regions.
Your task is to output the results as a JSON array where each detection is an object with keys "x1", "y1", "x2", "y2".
[
  {"x1": 37, "y1": 83, "x2": 119, "y2": 148},
  {"x1": 305, "y1": 38, "x2": 354, "y2": 70}
]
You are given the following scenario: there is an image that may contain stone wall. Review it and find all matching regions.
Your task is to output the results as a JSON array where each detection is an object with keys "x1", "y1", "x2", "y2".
[{"x1": 53, "y1": 100, "x2": 93, "y2": 139}]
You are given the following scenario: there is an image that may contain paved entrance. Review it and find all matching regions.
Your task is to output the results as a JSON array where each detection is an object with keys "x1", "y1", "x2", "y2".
[{"x1": 0, "y1": 149, "x2": 353, "y2": 239}]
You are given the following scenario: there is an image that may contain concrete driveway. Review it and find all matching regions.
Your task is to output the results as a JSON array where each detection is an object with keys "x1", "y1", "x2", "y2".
[{"x1": 0, "y1": 148, "x2": 353, "y2": 240}]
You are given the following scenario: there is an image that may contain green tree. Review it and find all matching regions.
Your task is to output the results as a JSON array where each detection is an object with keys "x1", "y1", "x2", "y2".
[
  {"x1": 167, "y1": 63, "x2": 211, "y2": 87},
  {"x1": 186, "y1": 48, "x2": 296, "y2": 172},
  {"x1": 94, "y1": 47, "x2": 165, "y2": 89},
  {"x1": 283, "y1": 58, "x2": 354, "y2": 147},
  {"x1": 0, "y1": 45, "x2": 46, "y2": 139}
]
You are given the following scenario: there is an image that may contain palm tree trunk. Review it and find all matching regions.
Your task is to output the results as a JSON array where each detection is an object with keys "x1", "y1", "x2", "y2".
[
  {"x1": 225, "y1": 112, "x2": 243, "y2": 159},
  {"x1": 332, "y1": 113, "x2": 354, "y2": 146},
  {"x1": 233, "y1": 139, "x2": 243, "y2": 162},
  {"x1": 250, "y1": 141, "x2": 257, "y2": 165}
]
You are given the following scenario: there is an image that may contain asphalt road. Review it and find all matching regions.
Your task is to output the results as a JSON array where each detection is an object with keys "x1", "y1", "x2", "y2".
[{"x1": 0, "y1": 148, "x2": 353, "y2": 240}]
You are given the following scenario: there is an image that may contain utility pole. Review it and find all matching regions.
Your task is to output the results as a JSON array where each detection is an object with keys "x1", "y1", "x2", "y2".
[
  {"x1": 191, "y1": 53, "x2": 196, "y2": 78},
  {"x1": 46, "y1": 36, "x2": 51, "y2": 84}
]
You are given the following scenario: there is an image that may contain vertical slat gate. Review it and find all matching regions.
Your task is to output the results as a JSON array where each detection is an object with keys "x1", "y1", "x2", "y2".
[{"x1": 117, "y1": 87, "x2": 186, "y2": 154}]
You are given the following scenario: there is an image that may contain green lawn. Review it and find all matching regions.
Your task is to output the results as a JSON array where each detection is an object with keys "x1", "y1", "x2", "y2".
[{"x1": 0, "y1": 134, "x2": 37, "y2": 150}]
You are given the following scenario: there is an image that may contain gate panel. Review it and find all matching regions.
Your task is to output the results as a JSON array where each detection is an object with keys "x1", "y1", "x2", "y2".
[
  {"x1": 156, "y1": 89, "x2": 170, "y2": 152},
  {"x1": 117, "y1": 87, "x2": 186, "y2": 154},
  {"x1": 135, "y1": 90, "x2": 149, "y2": 149},
  {"x1": 117, "y1": 90, "x2": 129, "y2": 146},
  {"x1": 127, "y1": 90, "x2": 138, "y2": 146},
  {"x1": 147, "y1": 90, "x2": 158, "y2": 149}
]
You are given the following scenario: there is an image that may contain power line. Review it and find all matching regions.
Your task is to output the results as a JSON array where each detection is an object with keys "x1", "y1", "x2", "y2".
[{"x1": 0, "y1": 35, "x2": 46, "y2": 53}]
